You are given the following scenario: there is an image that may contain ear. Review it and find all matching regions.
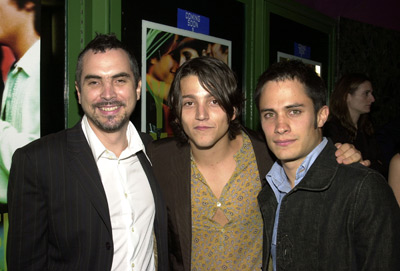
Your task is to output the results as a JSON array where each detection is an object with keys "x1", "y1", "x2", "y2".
[
  {"x1": 346, "y1": 93, "x2": 352, "y2": 103},
  {"x1": 317, "y1": 105, "x2": 329, "y2": 128},
  {"x1": 231, "y1": 107, "x2": 238, "y2": 121},
  {"x1": 136, "y1": 80, "x2": 142, "y2": 101},
  {"x1": 75, "y1": 81, "x2": 82, "y2": 104},
  {"x1": 24, "y1": 1, "x2": 36, "y2": 12}
]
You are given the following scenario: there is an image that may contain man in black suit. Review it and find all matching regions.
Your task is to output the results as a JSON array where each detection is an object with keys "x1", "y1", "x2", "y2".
[{"x1": 7, "y1": 34, "x2": 168, "y2": 270}]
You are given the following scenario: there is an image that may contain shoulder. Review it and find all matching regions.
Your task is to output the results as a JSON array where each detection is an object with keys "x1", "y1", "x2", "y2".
[
  {"x1": 336, "y1": 160, "x2": 391, "y2": 200},
  {"x1": 242, "y1": 127, "x2": 265, "y2": 142},
  {"x1": 15, "y1": 123, "x2": 81, "y2": 157},
  {"x1": 390, "y1": 153, "x2": 400, "y2": 165},
  {"x1": 389, "y1": 153, "x2": 400, "y2": 182},
  {"x1": 147, "y1": 137, "x2": 190, "y2": 161},
  {"x1": 323, "y1": 117, "x2": 343, "y2": 133},
  {"x1": 19, "y1": 129, "x2": 69, "y2": 152},
  {"x1": 148, "y1": 137, "x2": 183, "y2": 151},
  {"x1": 138, "y1": 132, "x2": 153, "y2": 147},
  {"x1": 242, "y1": 127, "x2": 275, "y2": 176}
]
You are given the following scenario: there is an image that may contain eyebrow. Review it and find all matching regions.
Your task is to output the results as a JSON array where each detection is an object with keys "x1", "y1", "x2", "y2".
[
  {"x1": 260, "y1": 103, "x2": 304, "y2": 113},
  {"x1": 181, "y1": 93, "x2": 213, "y2": 99},
  {"x1": 83, "y1": 72, "x2": 131, "y2": 81}
]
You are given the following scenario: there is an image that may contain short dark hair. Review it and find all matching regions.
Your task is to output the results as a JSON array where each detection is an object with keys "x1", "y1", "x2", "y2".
[
  {"x1": 75, "y1": 33, "x2": 140, "y2": 89},
  {"x1": 254, "y1": 60, "x2": 326, "y2": 115},
  {"x1": 168, "y1": 56, "x2": 243, "y2": 143}
]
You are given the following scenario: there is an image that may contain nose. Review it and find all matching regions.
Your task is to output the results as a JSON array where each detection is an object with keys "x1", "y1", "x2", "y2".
[
  {"x1": 369, "y1": 93, "x2": 375, "y2": 103},
  {"x1": 195, "y1": 103, "x2": 209, "y2": 121},
  {"x1": 100, "y1": 80, "x2": 116, "y2": 101},
  {"x1": 274, "y1": 116, "x2": 290, "y2": 135}
]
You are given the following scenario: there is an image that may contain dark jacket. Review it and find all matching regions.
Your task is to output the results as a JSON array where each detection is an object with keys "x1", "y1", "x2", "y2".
[
  {"x1": 258, "y1": 139, "x2": 400, "y2": 271},
  {"x1": 7, "y1": 122, "x2": 168, "y2": 271},
  {"x1": 147, "y1": 128, "x2": 274, "y2": 271},
  {"x1": 323, "y1": 115, "x2": 386, "y2": 176}
]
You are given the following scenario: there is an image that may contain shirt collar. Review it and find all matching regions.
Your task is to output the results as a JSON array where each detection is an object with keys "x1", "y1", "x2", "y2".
[
  {"x1": 13, "y1": 39, "x2": 40, "y2": 77},
  {"x1": 266, "y1": 137, "x2": 328, "y2": 194},
  {"x1": 81, "y1": 115, "x2": 145, "y2": 161}
]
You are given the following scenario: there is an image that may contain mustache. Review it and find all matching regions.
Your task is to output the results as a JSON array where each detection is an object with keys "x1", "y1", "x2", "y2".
[{"x1": 93, "y1": 101, "x2": 125, "y2": 107}]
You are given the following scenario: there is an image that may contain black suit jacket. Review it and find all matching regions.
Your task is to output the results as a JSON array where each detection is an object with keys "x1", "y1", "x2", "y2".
[
  {"x1": 147, "y1": 128, "x2": 274, "y2": 271},
  {"x1": 7, "y1": 122, "x2": 168, "y2": 270}
]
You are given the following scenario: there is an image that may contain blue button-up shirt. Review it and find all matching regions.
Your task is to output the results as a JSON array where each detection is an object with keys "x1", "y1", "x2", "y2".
[{"x1": 266, "y1": 137, "x2": 328, "y2": 270}]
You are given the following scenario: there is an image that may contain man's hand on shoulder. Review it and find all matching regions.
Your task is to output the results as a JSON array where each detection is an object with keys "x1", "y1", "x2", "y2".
[{"x1": 334, "y1": 143, "x2": 371, "y2": 167}]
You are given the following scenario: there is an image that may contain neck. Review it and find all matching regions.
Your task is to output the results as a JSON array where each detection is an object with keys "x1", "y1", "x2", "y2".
[
  {"x1": 8, "y1": 19, "x2": 39, "y2": 60},
  {"x1": 348, "y1": 109, "x2": 360, "y2": 128},
  {"x1": 281, "y1": 137, "x2": 323, "y2": 188},
  {"x1": 281, "y1": 160, "x2": 302, "y2": 188},
  {"x1": 90, "y1": 123, "x2": 129, "y2": 158},
  {"x1": 190, "y1": 133, "x2": 242, "y2": 167}
]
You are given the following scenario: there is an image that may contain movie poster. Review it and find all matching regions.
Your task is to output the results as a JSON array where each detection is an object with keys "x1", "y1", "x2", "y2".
[
  {"x1": 0, "y1": 1, "x2": 41, "y2": 269},
  {"x1": 142, "y1": 20, "x2": 231, "y2": 139}
]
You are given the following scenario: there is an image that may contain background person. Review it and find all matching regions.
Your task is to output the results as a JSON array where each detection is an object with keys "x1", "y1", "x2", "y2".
[
  {"x1": 389, "y1": 149, "x2": 400, "y2": 206},
  {"x1": 323, "y1": 73, "x2": 385, "y2": 176}
]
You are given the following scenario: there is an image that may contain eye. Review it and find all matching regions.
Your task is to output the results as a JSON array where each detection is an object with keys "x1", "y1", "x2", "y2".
[
  {"x1": 182, "y1": 51, "x2": 193, "y2": 61},
  {"x1": 87, "y1": 80, "x2": 99, "y2": 86},
  {"x1": 263, "y1": 112, "x2": 275, "y2": 119},
  {"x1": 183, "y1": 101, "x2": 194, "y2": 107},
  {"x1": 114, "y1": 78, "x2": 127, "y2": 85},
  {"x1": 210, "y1": 99, "x2": 219, "y2": 105},
  {"x1": 289, "y1": 109, "x2": 301, "y2": 116}
]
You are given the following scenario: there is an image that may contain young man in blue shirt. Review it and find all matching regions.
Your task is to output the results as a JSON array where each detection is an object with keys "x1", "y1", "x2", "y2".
[{"x1": 255, "y1": 60, "x2": 400, "y2": 271}]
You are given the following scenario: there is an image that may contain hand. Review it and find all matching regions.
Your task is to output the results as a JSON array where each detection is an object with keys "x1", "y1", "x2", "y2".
[{"x1": 334, "y1": 143, "x2": 370, "y2": 166}]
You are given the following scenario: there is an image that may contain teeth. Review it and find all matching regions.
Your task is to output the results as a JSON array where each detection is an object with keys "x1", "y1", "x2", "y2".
[{"x1": 101, "y1": 106, "x2": 119, "y2": 111}]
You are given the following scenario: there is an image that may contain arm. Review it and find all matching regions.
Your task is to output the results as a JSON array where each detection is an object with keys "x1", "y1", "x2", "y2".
[
  {"x1": 388, "y1": 153, "x2": 400, "y2": 206},
  {"x1": 354, "y1": 171, "x2": 400, "y2": 270},
  {"x1": 7, "y1": 148, "x2": 48, "y2": 270}
]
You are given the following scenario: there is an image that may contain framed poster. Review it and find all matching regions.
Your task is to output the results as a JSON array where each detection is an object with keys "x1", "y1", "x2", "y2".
[
  {"x1": 142, "y1": 20, "x2": 232, "y2": 139},
  {"x1": 277, "y1": 51, "x2": 322, "y2": 77}
]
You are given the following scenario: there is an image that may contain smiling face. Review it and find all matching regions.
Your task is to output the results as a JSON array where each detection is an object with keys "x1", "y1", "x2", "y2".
[
  {"x1": 76, "y1": 48, "x2": 141, "y2": 134},
  {"x1": 180, "y1": 75, "x2": 233, "y2": 150},
  {"x1": 259, "y1": 79, "x2": 328, "y2": 170},
  {"x1": 347, "y1": 80, "x2": 375, "y2": 116}
]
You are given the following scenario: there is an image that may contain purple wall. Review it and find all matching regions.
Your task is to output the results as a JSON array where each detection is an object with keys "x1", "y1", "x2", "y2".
[{"x1": 294, "y1": 0, "x2": 400, "y2": 32}]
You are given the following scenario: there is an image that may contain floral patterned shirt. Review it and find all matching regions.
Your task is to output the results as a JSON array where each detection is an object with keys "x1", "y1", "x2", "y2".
[{"x1": 191, "y1": 132, "x2": 263, "y2": 270}]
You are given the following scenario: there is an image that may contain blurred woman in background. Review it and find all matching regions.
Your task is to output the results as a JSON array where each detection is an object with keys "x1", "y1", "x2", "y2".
[{"x1": 324, "y1": 73, "x2": 385, "y2": 175}]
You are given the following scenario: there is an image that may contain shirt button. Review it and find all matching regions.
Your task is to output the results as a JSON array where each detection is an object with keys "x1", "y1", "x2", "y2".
[
  {"x1": 217, "y1": 202, "x2": 221, "y2": 207},
  {"x1": 105, "y1": 242, "x2": 111, "y2": 250}
]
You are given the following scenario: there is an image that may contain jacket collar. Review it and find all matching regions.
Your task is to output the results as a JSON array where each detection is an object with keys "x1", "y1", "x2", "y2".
[
  {"x1": 66, "y1": 121, "x2": 112, "y2": 236},
  {"x1": 293, "y1": 139, "x2": 339, "y2": 192}
]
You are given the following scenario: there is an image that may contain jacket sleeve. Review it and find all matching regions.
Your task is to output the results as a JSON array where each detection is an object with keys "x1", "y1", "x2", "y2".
[
  {"x1": 7, "y1": 148, "x2": 48, "y2": 270},
  {"x1": 353, "y1": 171, "x2": 400, "y2": 270}
]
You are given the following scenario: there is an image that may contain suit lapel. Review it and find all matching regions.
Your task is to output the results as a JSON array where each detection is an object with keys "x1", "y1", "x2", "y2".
[
  {"x1": 172, "y1": 143, "x2": 192, "y2": 270},
  {"x1": 66, "y1": 122, "x2": 112, "y2": 235}
]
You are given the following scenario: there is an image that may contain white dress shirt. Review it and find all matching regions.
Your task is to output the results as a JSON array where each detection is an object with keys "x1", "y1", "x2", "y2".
[
  {"x1": 0, "y1": 39, "x2": 40, "y2": 202},
  {"x1": 81, "y1": 116, "x2": 155, "y2": 271}
]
